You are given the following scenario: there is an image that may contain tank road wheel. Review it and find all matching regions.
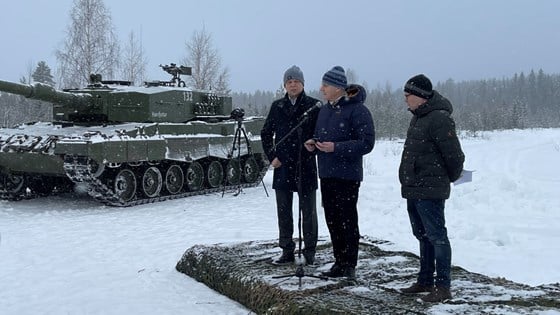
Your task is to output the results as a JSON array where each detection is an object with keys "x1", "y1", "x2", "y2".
[
  {"x1": 243, "y1": 156, "x2": 260, "y2": 183},
  {"x1": 114, "y1": 169, "x2": 137, "y2": 202},
  {"x1": 27, "y1": 177, "x2": 55, "y2": 196},
  {"x1": 1, "y1": 174, "x2": 25, "y2": 194},
  {"x1": 88, "y1": 160, "x2": 105, "y2": 178},
  {"x1": 165, "y1": 165, "x2": 184, "y2": 195},
  {"x1": 142, "y1": 166, "x2": 163, "y2": 198},
  {"x1": 225, "y1": 159, "x2": 241, "y2": 185},
  {"x1": 186, "y1": 162, "x2": 204, "y2": 191},
  {"x1": 207, "y1": 160, "x2": 223, "y2": 188}
]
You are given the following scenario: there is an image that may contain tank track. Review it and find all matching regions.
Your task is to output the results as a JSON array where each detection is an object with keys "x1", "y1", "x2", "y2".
[
  {"x1": 63, "y1": 157, "x2": 269, "y2": 207},
  {"x1": 0, "y1": 180, "x2": 69, "y2": 201},
  {"x1": 0, "y1": 190, "x2": 35, "y2": 201}
]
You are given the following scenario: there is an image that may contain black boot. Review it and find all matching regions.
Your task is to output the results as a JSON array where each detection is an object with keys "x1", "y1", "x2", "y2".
[
  {"x1": 321, "y1": 264, "x2": 344, "y2": 278},
  {"x1": 343, "y1": 267, "x2": 356, "y2": 280},
  {"x1": 303, "y1": 251, "x2": 315, "y2": 266},
  {"x1": 272, "y1": 251, "x2": 294, "y2": 265}
]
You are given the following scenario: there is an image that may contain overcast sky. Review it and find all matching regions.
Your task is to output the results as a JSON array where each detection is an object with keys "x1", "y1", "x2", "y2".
[{"x1": 2, "y1": 0, "x2": 560, "y2": 92}]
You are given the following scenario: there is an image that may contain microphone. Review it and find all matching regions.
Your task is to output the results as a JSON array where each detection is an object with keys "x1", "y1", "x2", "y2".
[{"x1": 302, "y1": 101, "x2": 322, "y2": 116}]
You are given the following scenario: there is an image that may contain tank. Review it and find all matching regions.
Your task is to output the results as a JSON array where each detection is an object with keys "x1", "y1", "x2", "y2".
[{"x1": 0, "y1": 64, "x2": 268, "y2": 206}]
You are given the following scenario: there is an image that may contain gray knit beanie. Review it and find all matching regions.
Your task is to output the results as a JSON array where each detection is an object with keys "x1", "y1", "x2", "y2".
[{"x1": 283, "y1": 65, "x2": 305, "y2": 85}]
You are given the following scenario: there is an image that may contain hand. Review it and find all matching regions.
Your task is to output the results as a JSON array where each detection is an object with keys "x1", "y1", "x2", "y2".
[
  {"x1": 304, "y1": 139, "x2": 316, "y2": 152},
  {"x1": 271, "y1": 157, "x2": 282, "y2": 168},
  {"x1": 315, "y1": 141, "x2": 334, "y2": 152}
]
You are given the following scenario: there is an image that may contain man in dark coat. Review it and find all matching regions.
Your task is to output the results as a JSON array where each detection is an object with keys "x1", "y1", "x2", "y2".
[
  {"x1": 304, "y1": 66, "x2": 375, "y2": 280},
  {"x1": 261, "y1": 65, "x2": 321, "y2": 265},
  {"x1": 398, "y1": 74, "x2": 465, "y2": 302}
]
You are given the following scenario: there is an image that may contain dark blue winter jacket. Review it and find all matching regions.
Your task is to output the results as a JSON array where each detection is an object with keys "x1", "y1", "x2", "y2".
[{"x1": 314, "y1": 84, "x2": 375, "y2": 181}]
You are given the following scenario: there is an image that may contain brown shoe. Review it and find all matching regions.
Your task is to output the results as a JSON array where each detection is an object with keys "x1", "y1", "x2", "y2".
[
  {"x1": 421, "y1": 286, "x2": 452, "y2": 302},
  {"x1": 400, "y1": 282, "x2": 433, "y2": 294}
]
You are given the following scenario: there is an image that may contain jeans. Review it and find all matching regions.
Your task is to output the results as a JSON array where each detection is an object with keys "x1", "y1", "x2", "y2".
[
  {"x1": 275, "y1": 189, "x2": 318, "y2": 258},
  {"x1": 407, "y1": 199, "x2": 451, "y2": 288}
]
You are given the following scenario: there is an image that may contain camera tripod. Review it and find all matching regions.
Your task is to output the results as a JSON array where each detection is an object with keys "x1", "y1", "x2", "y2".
[{"x1": 222, "y1": 108, "x2": 268, "y2": 197}]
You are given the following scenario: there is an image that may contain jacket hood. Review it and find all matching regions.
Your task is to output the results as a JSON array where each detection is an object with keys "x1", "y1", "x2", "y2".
[
  {"x1": 345, "y1": 84, "x2": 367, "y2": 104},
  {"x1": 413, "y1": 90, "x2": 453, "y2": 116}
]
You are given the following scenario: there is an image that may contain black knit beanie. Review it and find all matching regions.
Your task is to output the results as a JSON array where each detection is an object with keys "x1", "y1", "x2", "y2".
[{"x1": 404, "y1": 74, "x2": 433, "y2": 99}]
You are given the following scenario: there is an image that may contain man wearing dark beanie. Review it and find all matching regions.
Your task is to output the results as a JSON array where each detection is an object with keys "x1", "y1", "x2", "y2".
[
  {"x1": 399, "y1": 74, "x2": 465, "y2": 302},
  {"x1": 304, "y1": 66, "x2": 375, "y2": 280},
  {"x1": 261, "y1": 65, "x2": 321, "y2": 266},
  {"x1": 404, "y1": 74, "x2": 434, "y2": 99}
]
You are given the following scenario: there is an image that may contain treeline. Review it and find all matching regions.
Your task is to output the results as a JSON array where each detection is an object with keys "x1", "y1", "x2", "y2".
[
  {"x1": 437, "y1": 69, "x2": 560, "y2": 133},
  {"x1": 0, "y1": 93, "x2": 51, "y2": 128},
  {"x1": 233, "y1": 69, "x2": 560, "y2": 139},
  {"x1": 2, "y1": 70, "x2": 559, "y2": 138}
]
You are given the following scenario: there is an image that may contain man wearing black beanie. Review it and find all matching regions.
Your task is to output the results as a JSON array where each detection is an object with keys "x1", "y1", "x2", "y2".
[
  {"x1": 404, "y1": 74, "x2": 434, "y2": 99},
  {"x1": 399, "y1": 74, "x2": 465, "y2": 302}
]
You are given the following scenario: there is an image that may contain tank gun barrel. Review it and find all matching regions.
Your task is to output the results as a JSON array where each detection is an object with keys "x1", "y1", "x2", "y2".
[{"x1": 0, "y1": 79, "x2": 92, "y2": 107}]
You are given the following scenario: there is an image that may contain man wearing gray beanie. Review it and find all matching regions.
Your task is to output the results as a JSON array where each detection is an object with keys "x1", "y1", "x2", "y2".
[
  {"x1": 305, "y1": 66, "x2": 375, "y2": 280},
  {"x1": 261, "y1": 65, "x2": 321, "y2": 266},
  {"x1": 283, "y1": 65, "x2": 305, "y2": 86}
]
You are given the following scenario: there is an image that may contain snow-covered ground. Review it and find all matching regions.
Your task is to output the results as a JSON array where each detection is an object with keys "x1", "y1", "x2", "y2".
[{"x1": 1, "y1": 128, "x2": 559, "y2": 314}]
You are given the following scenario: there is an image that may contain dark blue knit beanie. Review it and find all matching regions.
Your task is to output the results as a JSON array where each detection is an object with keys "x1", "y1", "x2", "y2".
[{"x1": 322, "y1": 66, "x2": 347, "y2": 89}]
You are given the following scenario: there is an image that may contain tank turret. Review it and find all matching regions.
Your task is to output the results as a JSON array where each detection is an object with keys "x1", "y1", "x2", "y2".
[
  {"x1": 0, "y1": 65, "x2": 233, "y2": 124},
  {"x1": 0, "y1": 64, "x2": 268, "y2": 206}
]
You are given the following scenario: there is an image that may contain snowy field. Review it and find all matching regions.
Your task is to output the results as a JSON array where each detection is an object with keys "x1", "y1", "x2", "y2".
[{"x1": 0, "y1": 128, "x2": 559, "y2": 314}]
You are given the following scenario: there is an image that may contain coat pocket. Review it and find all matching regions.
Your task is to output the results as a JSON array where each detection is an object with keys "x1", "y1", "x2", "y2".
[{"x1": 399, "y1": 156, "x2": 417, "y2": 186}]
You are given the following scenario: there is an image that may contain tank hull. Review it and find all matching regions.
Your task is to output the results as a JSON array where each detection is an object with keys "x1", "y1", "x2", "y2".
[{"x1": 0, "y1": 118, "x2": 268, "y2": 206}]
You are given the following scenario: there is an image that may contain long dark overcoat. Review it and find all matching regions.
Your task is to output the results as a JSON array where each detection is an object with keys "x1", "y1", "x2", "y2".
[{"x1": 261, "y1": 92, "x2": 320, "y2": 192}]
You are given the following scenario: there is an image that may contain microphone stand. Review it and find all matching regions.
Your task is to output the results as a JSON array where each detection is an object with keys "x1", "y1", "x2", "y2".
[
  {"x1": 270, "y1": 112, "x2": 314, "y2": 154},
  {"x1": 272, "y1": 113, "x2": 326, "y2": 288}
]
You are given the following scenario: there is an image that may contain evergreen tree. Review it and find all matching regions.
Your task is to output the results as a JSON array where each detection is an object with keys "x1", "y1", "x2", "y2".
[
  {"x1": 32, "y1": 61, "x2": 56, "y2": 86},
  {"x1": 274, "y1": 84, "x2": 284, "y2": 100}
]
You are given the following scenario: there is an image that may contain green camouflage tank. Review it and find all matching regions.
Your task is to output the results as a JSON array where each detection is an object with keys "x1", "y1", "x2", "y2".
[{"x1": 0, "y1": 64, "x2": 268, "y2": 206}]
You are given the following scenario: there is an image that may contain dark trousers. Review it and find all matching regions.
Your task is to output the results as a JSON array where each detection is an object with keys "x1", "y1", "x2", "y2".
[
  {"x1": 407, "y1": 199, "x2": 452, "y2": 288},
  {"x1": 275, "y1": 189, "x2": 318, "y2": 257},
  {"x1": 321, "y1": 178, "x2": 360, "y2": 268}
]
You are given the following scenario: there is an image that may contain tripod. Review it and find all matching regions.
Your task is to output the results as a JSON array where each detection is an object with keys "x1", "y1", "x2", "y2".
[
  {"x1": 271, "y1": 116, "x2": 326, "y2": 288},
  {"x1": 222, "y1": 108, "x2": 269, "y2": 197}
]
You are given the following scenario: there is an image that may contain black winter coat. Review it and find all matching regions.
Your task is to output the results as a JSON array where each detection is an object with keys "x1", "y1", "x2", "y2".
[
  {"x1": 399, "y1": 90, "x2": 465, "y2": 200},
  {"x1": 261, "y1": 92, "x2": 320, "y2": 192}
]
